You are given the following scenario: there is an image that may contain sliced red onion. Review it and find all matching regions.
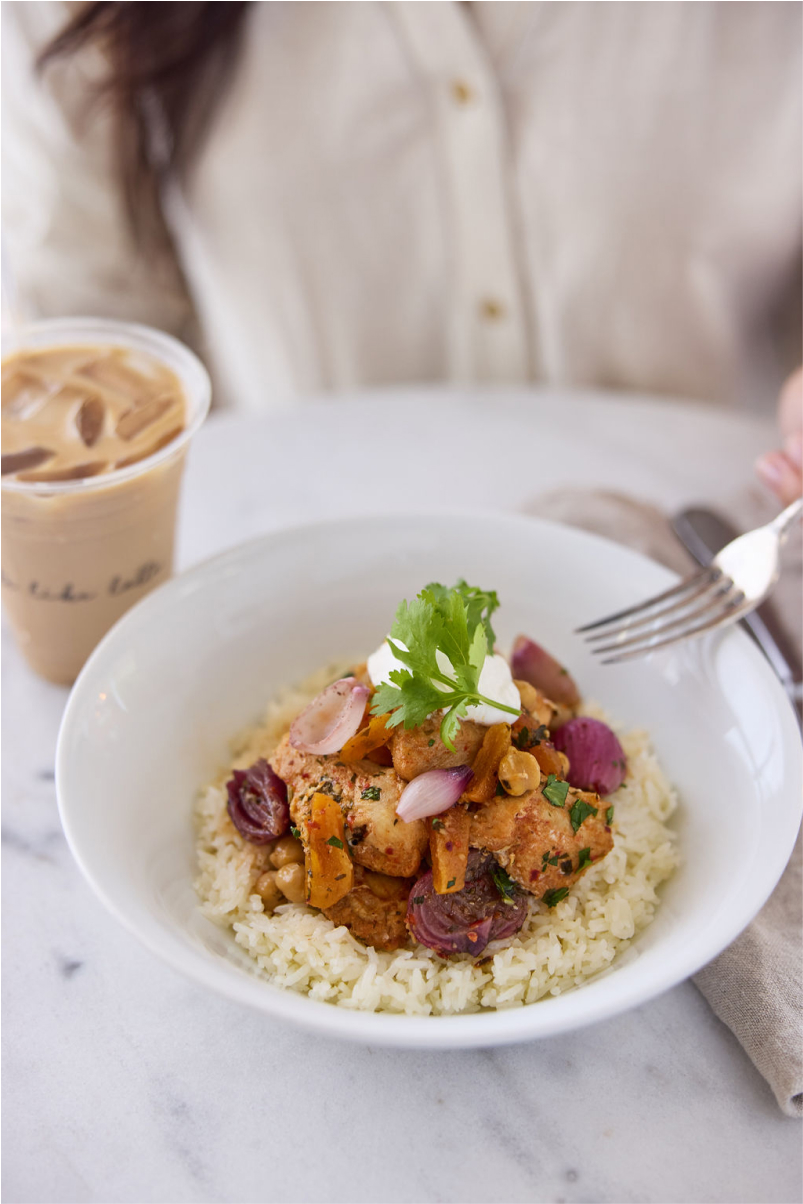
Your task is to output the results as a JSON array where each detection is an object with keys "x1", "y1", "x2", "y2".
[
  {"x1": 552, "y1": 717, "x2": 626, "y2": 795},
  {"x1": 395, "y1": 765, "x2": 473, "y2": 823},
  {"x1": 226, "y1": 759, "x2": 289, "y2": 844},
  {"x1": 511, "y1": 635, "x2": 581, "y2": 708},
  {"x1": 289, "y1": 678, "x2": 371, "y2": 755},
  {"x1": 407, "y1": 851, "x2": 529, "y2": 957}
]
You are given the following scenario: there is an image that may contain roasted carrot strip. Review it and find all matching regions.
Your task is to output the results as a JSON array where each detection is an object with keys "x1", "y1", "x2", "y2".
[
  {"x1": 510, "y1": 715, "x2": 568, "y2": 777},
  {"x1": 366, "y1": 743, "x2": 394, "y2": 766},
  {"x1": 305, "y1": 792, "x2": 354, "y2": 908},
  {"x1": 463, "y1": 723, "x2": 511, "y2": 803},
  {"x1": 340, "y1": 712, "x2": 392, "y2": 763},
  {"x1": 428, "y1": 804, "x2": 471, "y2": 894},
  {"x1": 531, "y1": 741, "x2": 568, "y2": 778}
]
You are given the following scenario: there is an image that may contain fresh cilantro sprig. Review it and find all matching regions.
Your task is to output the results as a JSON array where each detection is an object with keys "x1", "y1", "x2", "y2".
[{"x1": 369, "y1": 580, "x2": 518, "y2": 751}]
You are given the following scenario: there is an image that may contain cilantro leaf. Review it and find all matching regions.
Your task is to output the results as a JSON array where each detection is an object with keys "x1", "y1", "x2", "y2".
[
  {"x1": 606, "y1": 805, "x2": 614, "y2": 825},
  {"x1": 543, "y1": 774, "x2": 570, "y2": 808},
  {"x1": 542, "y1": 887, "x2": 569, "y2": 908},
  {"x1": 369, "y1": 581, "x2": 518, "y2": 751},
  {"x1": 569, "y1": 798, "x2": 598, "y2": 833},
  {"x1": 424, "y1": 579, "x2": 500, "y2": 646},
  {"x1": 490, "y1": 861, "x2": 517, "y2": 905},
  {"x1": 326, "y1": 835, "x2": 344, "y2": 849},
  {"x1": 577, "y1": 847, "x2": 592, "y2": 869}
]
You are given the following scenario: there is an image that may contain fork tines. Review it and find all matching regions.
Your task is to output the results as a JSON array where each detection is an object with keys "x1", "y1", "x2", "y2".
[{"x1": 576, "y1": 565, "x2": 746, "y2": 663}]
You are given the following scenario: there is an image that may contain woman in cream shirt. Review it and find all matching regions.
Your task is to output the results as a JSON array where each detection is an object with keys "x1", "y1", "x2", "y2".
[{"x1": 2, "y1": 1, "x2": 801, "y2": 498}]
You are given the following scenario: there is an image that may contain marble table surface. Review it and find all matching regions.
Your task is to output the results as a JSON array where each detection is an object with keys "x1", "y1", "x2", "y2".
[{"x1": 3, "y1": 387, "x2": 801, "y2": 1204}]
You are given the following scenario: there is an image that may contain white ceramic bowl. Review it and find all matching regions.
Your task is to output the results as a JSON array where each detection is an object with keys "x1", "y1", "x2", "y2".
[{"x1": 56, "y1": 513, "x2": 802, "y2": 1047}]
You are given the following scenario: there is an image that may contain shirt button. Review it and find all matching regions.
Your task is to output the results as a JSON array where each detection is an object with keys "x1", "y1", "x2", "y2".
[
  {"x1": 479, "y1": 297, "x2": 506, "y2": 321},
  {"x1": 450, "y1": 79, "x2": 475, "y2": 105}
]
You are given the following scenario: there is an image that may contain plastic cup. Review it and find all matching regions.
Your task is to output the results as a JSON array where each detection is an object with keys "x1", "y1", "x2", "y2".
[{"x1": 1, "y1": 317, "x2": 211, "y2": 685}]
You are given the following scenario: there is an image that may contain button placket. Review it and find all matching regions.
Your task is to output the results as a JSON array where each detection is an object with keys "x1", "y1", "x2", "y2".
[{"x1": 389, "y1": 2, "x2": 529, "y2": 382}]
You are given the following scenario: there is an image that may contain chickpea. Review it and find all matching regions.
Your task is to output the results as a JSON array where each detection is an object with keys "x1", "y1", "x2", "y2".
[
  {"x1": 513, "y1": 680, "x2": 557, "y2": 728},
  {"x1": 270, "y1": 834, "x2": 305, "y2": 869},
  {"x1": 254, "y1": 870, "x2": 284, "y2": 912},
  {"x1": 498, "y1": 748, "x2": 541, "y2": 796},
  {"x1": 275, "y1": 861, "x2": 307, "y2": 904}
]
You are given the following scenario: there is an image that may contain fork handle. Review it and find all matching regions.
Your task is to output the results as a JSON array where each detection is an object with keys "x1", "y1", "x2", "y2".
[{"x1": 769, "y1": 496, "x2": 803, "y2": 540}]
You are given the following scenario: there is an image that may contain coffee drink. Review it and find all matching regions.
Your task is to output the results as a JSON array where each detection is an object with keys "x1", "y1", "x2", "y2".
[{"x1": 1, "y1": 320, "x2": 210, "y2": 684}]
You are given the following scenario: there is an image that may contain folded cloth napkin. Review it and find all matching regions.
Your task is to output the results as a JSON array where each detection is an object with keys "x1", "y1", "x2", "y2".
[{"x1": 524, "y1": 488, "x2": 803, "y2": 1118}]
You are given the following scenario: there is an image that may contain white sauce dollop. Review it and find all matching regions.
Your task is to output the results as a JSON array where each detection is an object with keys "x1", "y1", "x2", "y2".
[{"x1": 367, "y1": 639, "x2": 521, "y2": 726}]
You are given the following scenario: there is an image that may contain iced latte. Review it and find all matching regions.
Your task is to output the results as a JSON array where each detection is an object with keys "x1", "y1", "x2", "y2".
[{"x1": 1, "y1": 319, "x2": 210, "y2": 684}]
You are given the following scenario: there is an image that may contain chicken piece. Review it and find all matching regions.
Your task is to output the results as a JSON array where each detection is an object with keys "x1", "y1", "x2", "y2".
[
  {"x1": 270, "y1": 734, "x2": 428, "y2": 877},
  {"x1": 469, "y1": 783, "x2": 613, "y2": 900},
  {"x1": 389, "y1": 715, "x2": 486, "y2": 781},
  {"x1": 322, "y1": 866, "x2": 412, "y2": 951}
]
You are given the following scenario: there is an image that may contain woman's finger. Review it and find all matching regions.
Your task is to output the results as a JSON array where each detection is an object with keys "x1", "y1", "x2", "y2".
[
  {"x1": 755, "y1": 446, "x2": 802, "y2": 506},
  {"x1": 778, "y1": 367, "x2": 803, "y2": 440}
]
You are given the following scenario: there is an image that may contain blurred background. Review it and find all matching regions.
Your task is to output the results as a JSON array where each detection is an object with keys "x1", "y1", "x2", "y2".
[{"x1": 2, "y1": 0, "x2": 801, "y2": 422}]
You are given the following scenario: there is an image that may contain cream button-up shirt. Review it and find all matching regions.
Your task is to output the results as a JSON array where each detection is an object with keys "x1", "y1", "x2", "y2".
[{"x1": 3, "y1": 1, "x2": 801, "y2": 413}]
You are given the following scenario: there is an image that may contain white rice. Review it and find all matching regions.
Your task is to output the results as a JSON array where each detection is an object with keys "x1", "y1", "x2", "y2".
[{"x1": 194, "y1": 663, "x2": 679, "y2": 1015}]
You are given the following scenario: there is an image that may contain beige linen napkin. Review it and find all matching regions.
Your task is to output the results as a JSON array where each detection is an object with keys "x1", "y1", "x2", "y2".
[{"x1": 524, "y1": 488, "x2": 803, "y2": 1118}]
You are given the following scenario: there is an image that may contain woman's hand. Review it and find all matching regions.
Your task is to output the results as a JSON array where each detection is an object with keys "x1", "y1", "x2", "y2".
[{"x1": 756, "y1": 367, "x2": 802, "y2": 505}]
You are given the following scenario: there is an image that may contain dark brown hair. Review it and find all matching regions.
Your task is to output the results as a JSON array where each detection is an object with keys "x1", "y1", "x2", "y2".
[{"x1": 38, "y1": 2, "x2": 249, "y2": 248}]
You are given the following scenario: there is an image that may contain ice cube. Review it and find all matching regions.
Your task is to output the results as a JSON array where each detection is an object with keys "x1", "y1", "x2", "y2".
[
  {"x1": 1, "y1": 447, "x2": 55, "y2": 476},
  {"x1": 18, "y1": 460, "x2": 107, "y2": 482},
  {"x1": 75, "y1": 396, "x2": 105, "y2": 447},
  {"x1": 115, "y1": 395, "x2": 175, "y2": 441}
]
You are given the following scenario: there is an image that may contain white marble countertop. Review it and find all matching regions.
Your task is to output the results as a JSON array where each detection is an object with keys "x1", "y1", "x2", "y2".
[{"x1": 4, "y1": 388, "x2": 801, "y2": 1204}]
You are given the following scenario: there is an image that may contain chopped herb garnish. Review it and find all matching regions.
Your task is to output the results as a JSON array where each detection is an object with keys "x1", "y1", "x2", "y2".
[
  {"x1": 326, "y1": 835, "x2": 344, "y2": 849},
  {"x1": 532, "y1": 724, "x2": 548, "y2": 745},
  {"x1": 548, "y1": 854, "x2": 559, "y2": 866},
  {"x1": 560, "y1": 859, "x2": 573, "y2": 875},
  {"x1": 577, "y1": 847, "x2": 592, "y2": 869},
  {"x1": 542, "y1": 887, "x2": 569, "y2": 908},
  {"x1": 495, "y1": 780, "x2": 506, "y2": 797},
  {"x1": 290, "y1": 826, "x2": 301, "y2": 839},
  {"x1": 428, "y1": 738, "x2": 435, "y2": 747},
  {"x1": 446, "y1": 878, "x2": 456, "y2": 889},
  {"x1": 606, "y1": 805, "x2": 614, "y2": 825},
  {"x1": 431, "y1": 817, "x2": 445, "y2": 831},
  {"x1": 569, "y1": 798, "x2": 598, "y2": 833},
  {"x1": 543, "y1": 774, "x2": 570, "y2": 808},
  {"x1": 369, "y1": 580, "x2": 517, "y2": 751},
  {"x1": 490, "y1": 861, "x2": 517, "y2": 905},
  {"x1": 515, "y1": 726, "x2": 530, "y2": 750},
  {"x1": 361, "y1": 786, "x2": 381, "y2": 801}
]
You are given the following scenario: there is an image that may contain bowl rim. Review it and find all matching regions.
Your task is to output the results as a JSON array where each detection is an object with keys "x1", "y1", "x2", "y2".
[{"x1": 56, "y1": 510, "x2": 803, "y2": 1046}]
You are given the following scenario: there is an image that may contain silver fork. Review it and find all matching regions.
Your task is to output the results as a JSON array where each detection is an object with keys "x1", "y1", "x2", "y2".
[{"x1": 578, "y1": 497, "x2": 803, "y2": 664}]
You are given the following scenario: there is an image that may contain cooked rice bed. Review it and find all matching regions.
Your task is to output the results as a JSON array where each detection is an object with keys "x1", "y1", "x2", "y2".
[{"x1": 194, "y1": 664, "x2": 679, "y2": 1015}]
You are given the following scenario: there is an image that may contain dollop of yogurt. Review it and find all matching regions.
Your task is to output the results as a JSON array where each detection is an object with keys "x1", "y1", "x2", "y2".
[{"x1": 367, "y1": 639, "x2": 521, "y2": 726}]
